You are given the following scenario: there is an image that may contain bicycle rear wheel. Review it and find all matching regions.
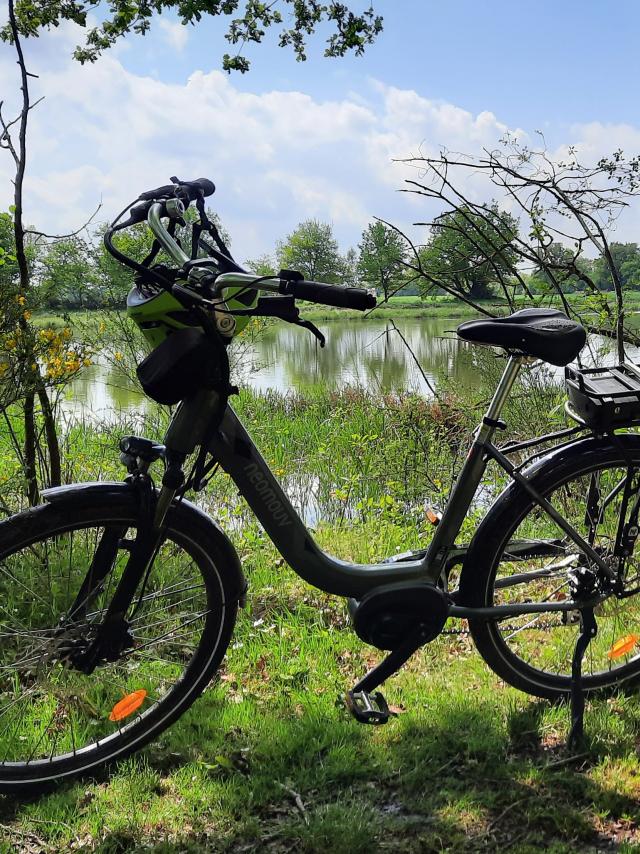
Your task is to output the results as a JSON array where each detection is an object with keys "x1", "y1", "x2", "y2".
[
  {"x1": 461, "y1": 435, "x2": 640, "y2": 700},
  {"x1": 0, "y1": 489, "x2": 240, "y2": 793}
]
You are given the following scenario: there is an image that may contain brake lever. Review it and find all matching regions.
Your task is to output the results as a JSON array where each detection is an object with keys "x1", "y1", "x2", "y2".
[
  {"x1": 297, "y1": 319, "x2": 325, "y2": 347},
  {"x1": 227, "y1": 296, "x2": 326, "y2": 347}
]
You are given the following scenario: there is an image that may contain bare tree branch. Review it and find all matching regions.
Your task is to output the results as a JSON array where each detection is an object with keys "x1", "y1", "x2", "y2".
[
  {"x1": 394, "y1": 138, "x2": 640, "y2": 359},
  {"x1": 25, "y1": 202, "x2": 103, "y2": 240}
]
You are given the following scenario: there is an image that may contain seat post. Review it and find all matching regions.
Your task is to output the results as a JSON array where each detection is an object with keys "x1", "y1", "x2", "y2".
[
  {"x1": 477, "y1": 355, "x2": 523, "y2": 442},
  {"x1": 421, "y1": 355, "x2": 525, "y2": 573}
]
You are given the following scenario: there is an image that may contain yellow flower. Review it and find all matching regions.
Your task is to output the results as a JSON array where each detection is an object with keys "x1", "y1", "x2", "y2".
[
  {"x1": 114, "y1": 351, "x2": 123, "y2": 361},
  {"x1": 15, "y1": 295, "x2": 25, "y2": 306},
  {"x1": 23, "y1": 310, "x2": 31, "y2": 321}
]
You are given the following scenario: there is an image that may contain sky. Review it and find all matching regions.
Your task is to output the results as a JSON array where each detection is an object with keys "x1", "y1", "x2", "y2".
[{"x1": 2, "y1": 0, "x2": 640, "y2": 263}]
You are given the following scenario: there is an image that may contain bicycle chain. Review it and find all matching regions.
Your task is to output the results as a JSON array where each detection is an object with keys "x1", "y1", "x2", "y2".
[{"x1": 441, "y1": 619, "x2": 561, "y2": 636}]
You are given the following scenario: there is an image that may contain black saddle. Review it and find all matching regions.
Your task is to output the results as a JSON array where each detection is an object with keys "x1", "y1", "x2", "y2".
[{"x1": 456, "y1": 308, "x2": 586, "y2": 367}]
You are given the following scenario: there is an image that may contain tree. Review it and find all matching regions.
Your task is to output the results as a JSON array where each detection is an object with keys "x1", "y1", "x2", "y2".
[
  {"x1": 246, "y1": 254, "x2": 277, "y2": 276},
  {"x1": 39, "y1": 236, "x2": 97, "y2": 309},
  {"x1": 4, "y1": 2, "x2": 383, "y2": 73},
  {"x1": 276, "y1": 219, "x2": 347, "y2": 284},
  {"x1": 343, "y1": 246, "x2": 359, "y2": 287},
  {"x1": 592, "y1": 243, "x2": 640, "y2": 292},
  {"x1": 530, "y1": 242, "x2": 591, "y2": 294},
  {"x1": 418, "y1": 204, "x2": 519, "y2": 301},
  {"x1": 357, "y1": 221, "x2": 406, "y2": 300},
  {"x1": 0, "y1": 210, "x2": 19, "y2": 289},
  {"x1": 93, "y1": 221, "x2": 150, "y2": 305}
]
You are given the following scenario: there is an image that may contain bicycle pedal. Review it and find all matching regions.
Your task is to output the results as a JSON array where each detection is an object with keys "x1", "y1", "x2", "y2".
[{"x1": 345, "y1": 689, "x2": 391, "y2": 725}]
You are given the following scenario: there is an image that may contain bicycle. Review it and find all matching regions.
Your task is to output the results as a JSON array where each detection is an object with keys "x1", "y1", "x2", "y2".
[{"x1": 2, "y1": 176, "x2": 640, "y2": 793}]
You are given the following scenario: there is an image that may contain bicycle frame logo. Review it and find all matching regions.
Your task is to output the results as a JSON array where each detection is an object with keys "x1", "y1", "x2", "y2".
[{"x1": 244, "y1": 462, "x2": 292, "y2": 527}]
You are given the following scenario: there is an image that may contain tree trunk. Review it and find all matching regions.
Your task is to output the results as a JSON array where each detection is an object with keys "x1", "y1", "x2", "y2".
[
  {"x1": 37, "y1": 385, "x2": 61, "y2": 487},
  {"x1": 7, "y1": 0, "x2": 62, "y2": 499},
  {"x1": 23, "y1": 391, "x2": 39, "y2": 506}
]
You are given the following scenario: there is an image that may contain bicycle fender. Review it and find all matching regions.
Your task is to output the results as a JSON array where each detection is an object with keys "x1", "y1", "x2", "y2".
[
  {"x1": 513, "y1": 433, "x2": 640, "y2": 480},
  {"x1": 41, "y1": 480, "x2": 247, "y2": 606}
]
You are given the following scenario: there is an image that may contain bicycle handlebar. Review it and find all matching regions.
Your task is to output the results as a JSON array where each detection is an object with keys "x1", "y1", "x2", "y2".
[
  {"x1": 278, "y1": 278, "x2": 376, "y2": 311},
  {"x1": 212, "y1": 272, "x2": 376, "y2": 312},
  {"x1": 138, "y1": 177, "x2": 215, "y2": 202},
  {"x1": 111, "y1": 179, "x2": 377, "y2": 314}
]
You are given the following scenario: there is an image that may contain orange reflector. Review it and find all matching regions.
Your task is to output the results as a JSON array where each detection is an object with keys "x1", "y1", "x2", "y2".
[
  {"x1": 425, "y1": 507, "x2": 441, "y2": 526},
  {"x1": 109, "y1": 690, "x2": 147, "y2": 722},
  {"x1": 607, "y1": 634, "x2": 640, "y2": 660}
]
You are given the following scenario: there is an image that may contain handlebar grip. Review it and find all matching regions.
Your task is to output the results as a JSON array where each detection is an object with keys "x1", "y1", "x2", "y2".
[
  {"x1": 283, "y1": 280, "x2": 376, "y2": 311},
  {"x1": 138, "y1": 178, "x2": 216, "y2": 202},
  {"x1": 186, "y1": 178, "x2": 215, "y2": 199}
]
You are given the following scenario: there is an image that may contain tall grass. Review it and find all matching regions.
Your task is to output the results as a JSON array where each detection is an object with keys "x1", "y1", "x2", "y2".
[{"x1": 4, "y1": 376, "x2": 640, "y2": 852}]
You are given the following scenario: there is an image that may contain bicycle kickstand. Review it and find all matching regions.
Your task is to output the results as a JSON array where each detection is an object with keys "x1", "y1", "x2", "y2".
[{"x1": 567, "y1": 606, "x2": 598, "y2": 750}]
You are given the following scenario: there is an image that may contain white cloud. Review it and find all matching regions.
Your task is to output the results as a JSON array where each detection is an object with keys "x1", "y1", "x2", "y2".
[
  {"x1": 2, "y1": 28, "x2": 640, "y2": 261},
  {"x1": 158, "y1": 19, "x2": 189, "y2": 52}
]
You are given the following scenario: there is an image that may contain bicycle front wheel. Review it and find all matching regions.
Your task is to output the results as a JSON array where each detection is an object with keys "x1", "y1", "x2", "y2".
[
  {"x1": 0, "y1": 489, "x2": 240, "y2": 793},
  {"x1": 461, "y1": 435, "x2": 640, "y2": 700}
]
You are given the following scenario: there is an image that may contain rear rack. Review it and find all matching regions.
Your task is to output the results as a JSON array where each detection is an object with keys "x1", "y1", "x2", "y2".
[{"x1": 565, "y1": 363, "x2": 640, "y2": 430}]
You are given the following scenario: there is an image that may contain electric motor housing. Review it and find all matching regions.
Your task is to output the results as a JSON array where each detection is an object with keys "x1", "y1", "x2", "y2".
[{"x1": 348, "y1": 581, "x2": 450, "y2": 650}]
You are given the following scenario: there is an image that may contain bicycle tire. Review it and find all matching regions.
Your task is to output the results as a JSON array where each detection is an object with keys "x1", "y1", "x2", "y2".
[
  {"x1": 460, "y1": 434, "x2": 640, "y2": 700},
  {"x1": 0, "y1": 488, "x2": 241, "y2": 793}
]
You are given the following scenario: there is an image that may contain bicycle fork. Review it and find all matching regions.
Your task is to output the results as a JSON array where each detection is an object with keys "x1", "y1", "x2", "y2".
[{"x1": 68, "y1": 442, "x2": 185, "y2": 675}]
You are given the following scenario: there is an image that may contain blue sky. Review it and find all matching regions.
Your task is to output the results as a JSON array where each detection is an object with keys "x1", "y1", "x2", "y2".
[
  {"x1": 120, "y1": 0, "x2": 640, "y2": 132},
  {"x1": 2, "y1": 1, "x2": 640, "y2": 260}
]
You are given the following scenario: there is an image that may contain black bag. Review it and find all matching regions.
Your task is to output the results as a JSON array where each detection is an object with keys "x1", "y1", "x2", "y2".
[{"x1": 136, "y1": 327, "x2": 218, "y2": 405}]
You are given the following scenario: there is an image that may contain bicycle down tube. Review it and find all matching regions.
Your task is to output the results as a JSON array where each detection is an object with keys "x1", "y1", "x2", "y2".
[{"x1": 205, "y1": 355, "x2": 609, "y2": 610}]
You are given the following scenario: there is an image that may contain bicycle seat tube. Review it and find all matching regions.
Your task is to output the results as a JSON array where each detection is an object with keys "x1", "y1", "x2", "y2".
[{"x1": 425, "y1": 355, "x2": 523, "y2": 572}]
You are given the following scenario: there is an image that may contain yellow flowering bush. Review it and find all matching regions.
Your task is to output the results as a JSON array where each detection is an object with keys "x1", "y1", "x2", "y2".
[{"x1": 0, "y1": 292, "x2": 91, "y2": 404}]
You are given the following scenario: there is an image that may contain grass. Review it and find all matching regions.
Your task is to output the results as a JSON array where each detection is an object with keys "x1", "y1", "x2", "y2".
[
  {"x1": 3, "y1": 531, "x2": 640, "y2": 852},
  {"x1": 2, "y1": 379, "x2": 640, "y2": 852}
]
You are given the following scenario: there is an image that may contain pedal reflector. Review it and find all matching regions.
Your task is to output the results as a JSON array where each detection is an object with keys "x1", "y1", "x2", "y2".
[
  {"x1": 109, "y1": 689, "x2": 148, "y2": 721},
  {"x1": 607, "y1": 634, "x2": 640, "y2": 660}
]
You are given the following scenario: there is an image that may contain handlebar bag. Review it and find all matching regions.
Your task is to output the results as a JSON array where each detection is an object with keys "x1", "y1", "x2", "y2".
[{"x1": 136, "y1": 327, "x2": 218, "y2": 405}]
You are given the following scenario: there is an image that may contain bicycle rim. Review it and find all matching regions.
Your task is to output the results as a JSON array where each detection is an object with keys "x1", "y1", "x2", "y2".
[
  {"x1": 0, "y1": 504, "x2": 228, "y2": 786},
  {"x1": 467, "y1": 444, "x2": 640, "y2": 697}
]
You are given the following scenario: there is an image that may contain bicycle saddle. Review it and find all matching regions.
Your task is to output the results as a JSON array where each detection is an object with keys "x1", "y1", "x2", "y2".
[{"x1": 456, "y1": 308, "x2": 586, "y2": 366}]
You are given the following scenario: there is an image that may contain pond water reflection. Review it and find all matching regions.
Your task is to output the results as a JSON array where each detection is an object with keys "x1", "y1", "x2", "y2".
[{"x1": 64, "y1": 315, "x2": 639, "y2": 420}]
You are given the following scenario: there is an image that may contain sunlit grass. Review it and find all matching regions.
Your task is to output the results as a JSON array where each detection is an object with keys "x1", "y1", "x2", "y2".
[{"x1": 1, "y1": 382, "x2": 640, "y2": 850}]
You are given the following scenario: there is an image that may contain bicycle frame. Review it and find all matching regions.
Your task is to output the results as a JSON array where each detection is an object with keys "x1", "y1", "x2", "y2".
[
  {"x1": 156, "y1": 355, "x2": 611, "y2": 618},
  {"x1": 138, "y1": 202, "x2": 611, "y2": 621}
]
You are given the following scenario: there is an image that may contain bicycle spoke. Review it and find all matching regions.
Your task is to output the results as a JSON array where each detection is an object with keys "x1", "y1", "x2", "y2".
[{"x1": 0, "y1": 515, "x2": 217, "y2": 769}]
